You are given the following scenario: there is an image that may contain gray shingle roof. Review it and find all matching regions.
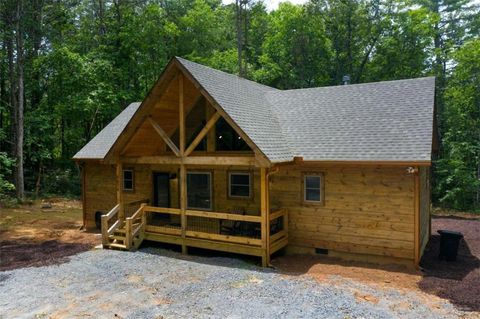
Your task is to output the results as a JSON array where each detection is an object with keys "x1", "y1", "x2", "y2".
[
  {"x1": 268, "y1": 77, "x2": 435, "y2": 162},
  {"x1": 176, "y1": 57, "x2": 293, "y2": 162},
  {"x1": 74, "y1": 57, "x2": 435, "y2": 163},
  {"x1": 73, "y1": 102, "x2": 141, "y2": 160}
]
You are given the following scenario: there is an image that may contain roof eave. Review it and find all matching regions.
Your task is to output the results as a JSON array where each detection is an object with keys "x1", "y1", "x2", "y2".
[{"x1": 273, "y1": 157, "x2": 431, "y2": 167}]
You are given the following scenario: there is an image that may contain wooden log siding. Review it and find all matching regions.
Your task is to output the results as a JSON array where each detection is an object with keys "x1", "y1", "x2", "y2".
[
  {"x1": 84, "y1": 161, "x2": 421, "y2": 263},
  {"x1": 269, "y1": 165, "x2": 416, "y2": 261},
  {"x1": 84, "y1": 163, "x2": 117, "y2": 229},
  {"x1": 83, "y1": 162, "x2": 262, "y2": 229}
]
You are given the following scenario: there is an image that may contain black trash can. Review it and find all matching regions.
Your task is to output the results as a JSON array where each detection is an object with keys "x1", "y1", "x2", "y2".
[
  {"x1": 95, "y1": 211, "x2": 103, "y2": 230},
  {"x1": 438, "y1": 230, "x2": 463, "y2": 261}
]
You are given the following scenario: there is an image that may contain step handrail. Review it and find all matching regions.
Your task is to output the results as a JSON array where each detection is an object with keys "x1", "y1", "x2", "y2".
[
  {"x1": 130, "y1": 204, "x2": 145, "y2": 221},
  {"x1": 125, "y1": 203, "x2": 147, "y2": 249},
  {"x1": 101, "y1": 204, "x2": 120, "y2": 246},
  {"x1": 107, "y1": 219, "x2": 121, "y2": 235}
]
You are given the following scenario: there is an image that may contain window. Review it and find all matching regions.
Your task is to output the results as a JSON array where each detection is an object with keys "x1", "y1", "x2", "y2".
[
  {"x1": 123, "y1": 169, "x2": 134, "y2": 191},
  {"x1": 216, "y1": 117, "x2": 250, "y2": 151},
  {"x1": 229, "y1": 172, "x2": 251, "y2": 198},
  {"x1": 187, "y1": 172, "x2": 212, "y2": 210},
  {"x1": 303, "y1": 173, "x2": 324, "y2": 204}
]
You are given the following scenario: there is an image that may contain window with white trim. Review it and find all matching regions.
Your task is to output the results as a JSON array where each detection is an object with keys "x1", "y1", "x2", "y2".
[
  {"x1": 303, "y1": 173, "x2": 323, "y2": 203},
  {"x1": 123, "y1": 169, "x2": 134, "y2": 191},
  {"x1": 228, "y1": 172, "x2": 251, "y2": 198},
  {"x1": 187, "y1": 171, "x2": 212, "y2": 210}
]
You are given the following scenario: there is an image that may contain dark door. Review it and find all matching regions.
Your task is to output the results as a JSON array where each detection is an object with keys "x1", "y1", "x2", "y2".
[{"x1": 153, "y1": 173, "x2": 170, "y2": 207}]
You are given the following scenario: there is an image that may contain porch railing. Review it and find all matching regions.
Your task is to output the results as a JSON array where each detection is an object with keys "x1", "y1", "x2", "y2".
[
  {"x1": 269, "y1": 208, "x2": 288, "y2": 254},
  {"x1": 141, "y1": 205, "x2": 288, "y2": 256},
  {"x1": 125, "y1": 198, "x2": 150, "y2": 218},
  {"x1": 185, "y1": 209, "x2": 263, "y2": 246},
  {"x1": 103, "y1": 204, "x2": 289, "y2": 262}
]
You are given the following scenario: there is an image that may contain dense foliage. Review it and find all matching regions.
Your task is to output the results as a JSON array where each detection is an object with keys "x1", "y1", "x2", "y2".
[
  {"x1": 0, "y1": 152, "x2": 15, "y2": 201},
  {"x1": 0, "y1": 0, "x2": 479, "y2": 210}
]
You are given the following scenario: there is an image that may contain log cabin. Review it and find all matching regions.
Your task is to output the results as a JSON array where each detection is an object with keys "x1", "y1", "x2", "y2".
[{"x1": 73, "y1": 57, "x2": 436, "y2": 267}]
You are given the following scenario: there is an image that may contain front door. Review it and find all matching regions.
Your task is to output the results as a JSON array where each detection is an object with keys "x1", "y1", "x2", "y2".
[{"x1": 153, "y1": 172, "x2": 170, "y2": 207}]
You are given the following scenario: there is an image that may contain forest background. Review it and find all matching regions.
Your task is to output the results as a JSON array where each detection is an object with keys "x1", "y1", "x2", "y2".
[{"x1": 0, "y1": 0, "x2": 479, "y2": 211}]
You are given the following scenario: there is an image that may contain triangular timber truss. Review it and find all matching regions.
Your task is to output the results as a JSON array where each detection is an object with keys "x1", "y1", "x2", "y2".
[{"x1": 102, "y1": 58, "x2": 271, "y2": 168}]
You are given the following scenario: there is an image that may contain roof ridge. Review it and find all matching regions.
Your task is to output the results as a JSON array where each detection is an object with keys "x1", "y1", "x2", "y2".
[
  {"x1": 176, "y1": 56, "x2": 434, "y2": 93},
  {"x1": 175, "y1": 56, "x2": 279, "y2": 92},
  {"x1": 279, "y1": 76, "x2": 435, "y2": 93}
]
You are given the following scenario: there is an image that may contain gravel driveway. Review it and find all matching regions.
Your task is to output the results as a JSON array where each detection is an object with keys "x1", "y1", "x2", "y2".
[{"x1": 0, "y1": 247, "x2": 471, "y2": 319}]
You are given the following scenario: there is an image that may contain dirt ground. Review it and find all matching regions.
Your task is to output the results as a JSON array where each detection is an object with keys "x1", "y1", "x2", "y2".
[
  {"x1": 0, "y1": 199, "x2": 100, "y2": 271},
  {"x1": 273, "y1": 212, "x2": 480, "y2": 314},
  {"x1": 1, "y1": 201, "x2": 479, "y2": 316}
]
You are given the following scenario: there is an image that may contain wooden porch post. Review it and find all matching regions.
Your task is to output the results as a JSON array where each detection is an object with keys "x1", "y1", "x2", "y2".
[
  {"x1": 180, "y1": 165, "x2": 187, "y2": 254},
  {"x1": 206, "y1": 103, "x2": 216, "y2": 152},
  {"x1": 179, "y1": 74, "x2": 188, "y2": 254},
  {"x1": 260, "y1": 167, "x2": 270, "y2": 267},
  {"x1": 80, "y1": 162, "x2": 87, "y2": 229},
  {"x1": 116, "y1": 160, "x2": 124, "y2": 219}
]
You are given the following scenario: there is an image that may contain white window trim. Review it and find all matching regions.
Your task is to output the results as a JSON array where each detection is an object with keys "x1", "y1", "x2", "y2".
[
  {"x1": 303, "y1": 174, "x2": 322, "y2": 203},
  {"x1": 228, "y1": 172, "x2": 252, "y2": 199},
  {"x1": 123, "y1": 169, "x2": 134, "y2": 191},
  {"x1": 187, "y1": 171, "x2": 213, "y2": 211}
]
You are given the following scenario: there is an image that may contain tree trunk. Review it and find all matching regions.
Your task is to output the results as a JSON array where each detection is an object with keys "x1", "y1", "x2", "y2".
[
  {"x1": 61, "y1": 116, "x2": 65, "y2": 158},
  {"x1": 6, "y1": 23, "x2": 16, "y2": 158},
  {"x1": 355, "y1": 34, "x2": 380, "y2": 83},
  {"x1": 30, "y1": 0, "x2": 44, "y2": 110},
  {"x1": 15, "y1": 0, "x2": 25, "y2": 200},
  {"x1": 35, "y1": 160, "x2": 43, "y2": 198},
  {"x1": 98, "y1": 0, "x2": 106, "y2": 36},
  {"x1": 0, "y1": 41, "x2": 5, "y2": 152},
  {"x1": 432, "y1": 0, "x2": 444, "y2": 148},
  {"x1": 242, "y1": 1, "x2": 249, "y2": 78},
  {"x1": 346, "y1": 5, "x2": 353, "y2": 80},
  {"x1": 235, "y1": 0, "x2": 243, "y2": 77}
]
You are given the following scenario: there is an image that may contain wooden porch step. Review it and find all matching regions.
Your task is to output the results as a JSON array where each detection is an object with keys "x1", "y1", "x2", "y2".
[
  {"x1": 113, "y1": 224, "x2": 140, "y2": 235},
  {"x1": 108, "y1": 243, "x2": 127, "y2": 250},
  {"x1": 109, "y1": 235, "x2": 127, "y2": 241}
]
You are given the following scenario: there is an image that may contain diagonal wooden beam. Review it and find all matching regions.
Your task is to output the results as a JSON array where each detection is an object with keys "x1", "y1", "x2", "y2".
[
  {"x1": 179, "y1": 74, "x2": 185, "y2": 156},
  {"x1": 184, "y1": 112, "x2": 221, "y2": 156},
  {"x1": 148, "y1": 117, "x2": 180, "y2": 157}
]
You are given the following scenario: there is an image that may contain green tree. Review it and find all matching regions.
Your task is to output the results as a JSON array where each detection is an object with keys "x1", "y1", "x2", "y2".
[
  {"x1": 179, "y1": 0, "x2": 227, "y2": 59},
  {"x1": 435, "y1": 39, "x2": 480, "y2": 210},
  {"x1": 366, "y1": 5, "x2": 435, "y2": 81},
  {"x1": 0, "y1": 152, "x2": 15, "y2": 201},
  {"x1": 254, "y1": 2, "x2": 332, "y2": 88}
]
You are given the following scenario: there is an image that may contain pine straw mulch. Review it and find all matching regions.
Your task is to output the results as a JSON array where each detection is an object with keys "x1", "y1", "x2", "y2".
[
  {"x1": 273, "y1": 214, "x2": 480, "y2": 313},
  {"x1": 419, "y1": 215, "x2": 480, "y2": 312}
]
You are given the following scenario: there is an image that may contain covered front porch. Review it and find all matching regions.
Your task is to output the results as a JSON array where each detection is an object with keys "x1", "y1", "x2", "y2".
[
  {"x1": 101, "y1": 164, "x2": 288, "y2": 266},
  {"x1": 97, "y1": 68, "x2": 289, "y2": 266}
]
